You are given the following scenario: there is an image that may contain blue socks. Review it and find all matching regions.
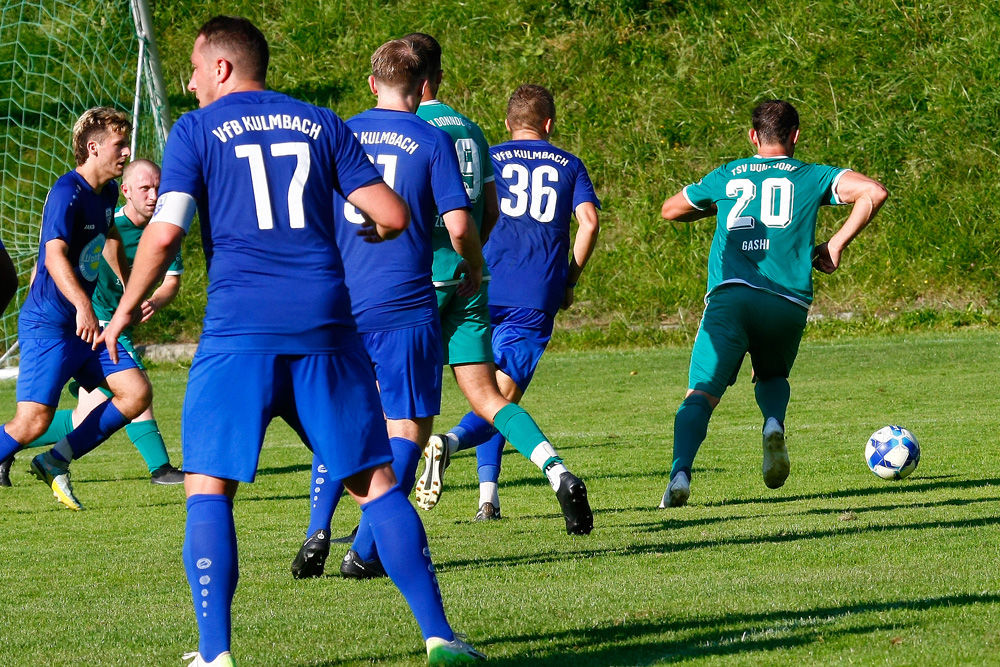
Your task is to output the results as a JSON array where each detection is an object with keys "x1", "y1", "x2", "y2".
[
  {"x1": 452, "y1": 412, "x2": 497, "y2": 452},
  {"x1": 183, "y1": 494, "x2": 238, "y2": 663},
  {"x1": 51, "y1": 400, "x2": 129, "y2": 463},
  {"x1": 363, "y1": 485, "x2": 453, "y2": 641},
  {"x1": 0, "y1": 426, "x2": 22, "y2": 461},
  {"x1": 671, "y1": 394, "x2": 714, "y2": 479},
  {"x1": 352, "y1": 437, "x2": 422, "y2": 561},
  {"x1": 306, "y1": 455, "x2": 343, "y2": 537},
  {"x1": 476, "y1": 431, "x2": 505, "y2": 484}
]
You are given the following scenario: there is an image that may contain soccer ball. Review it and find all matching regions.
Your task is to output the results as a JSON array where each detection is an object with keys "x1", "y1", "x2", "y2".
[{"x1": 865, "y1": 426, "x2": 920, "y2": 480}]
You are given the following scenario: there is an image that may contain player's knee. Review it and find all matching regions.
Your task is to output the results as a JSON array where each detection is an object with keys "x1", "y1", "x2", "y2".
[{"x1": 113, "y1": 375, "x2": 153, "y2": 419}]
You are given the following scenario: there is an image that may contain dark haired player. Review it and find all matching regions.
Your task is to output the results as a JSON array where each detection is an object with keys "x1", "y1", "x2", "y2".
[
  {"x1": 101, "y1": 17, "x2": 483, "y2": 667},
  {"x1": 658, "y1": 99, "x2": 888, "y2": 507}
]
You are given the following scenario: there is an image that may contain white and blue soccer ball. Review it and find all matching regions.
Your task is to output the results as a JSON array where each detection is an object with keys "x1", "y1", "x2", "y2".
[{"x1": 865, "y1": 425, "x2": 920, "y2": 480}]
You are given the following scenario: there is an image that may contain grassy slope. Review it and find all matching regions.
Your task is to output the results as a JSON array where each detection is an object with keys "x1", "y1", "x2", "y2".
[
  {"x1": 140, "y1": 0, "x2": 1000, "y2": 347},
  {"x1": 2, "y1": 330, "x2": 1000, "y2": 665}
]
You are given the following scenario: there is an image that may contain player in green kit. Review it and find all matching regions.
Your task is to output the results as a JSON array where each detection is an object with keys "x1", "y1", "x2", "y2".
[
  {"x1": 659, "y1": 99, "x2": 888, "y2": 507},
  {"x1": 8, "y1": 159, "x2": 185, "y2": 486}
]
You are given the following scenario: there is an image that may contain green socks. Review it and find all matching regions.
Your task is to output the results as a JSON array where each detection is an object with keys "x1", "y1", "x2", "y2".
[
  {"x1": 492, "y1": 403, "x2": 562, "y2": 470},
  {"x1": 754, "y1": 377, "x2": 790, "y2": 425},
  {"x1": 27, "y1": 409, "x2": 75, "y2": 448},
  {"x1": 125, "y1": 419, "x2": 170, "y2": 474},
  {"x1": 671, "y1": 394, "x2": 713, "y2": 478}
]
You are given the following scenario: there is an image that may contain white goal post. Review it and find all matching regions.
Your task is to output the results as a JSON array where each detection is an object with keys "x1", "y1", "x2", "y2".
[{"x1": 0, "y1": 0, "x2": 171, "y2": 375}]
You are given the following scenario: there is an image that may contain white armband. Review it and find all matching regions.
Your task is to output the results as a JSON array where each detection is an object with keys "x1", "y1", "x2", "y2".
[{"x1": 150, "y1": 191, "x2": 197, "y2": 234}]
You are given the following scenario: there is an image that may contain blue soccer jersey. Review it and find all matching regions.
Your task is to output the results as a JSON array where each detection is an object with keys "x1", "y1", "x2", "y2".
[
  {"x1": 334, "y1": 108, "x2": 470, "y2": 332},
  {"x1": 158, "y1": 91, "x2": 383, "y2": 353},
  {"x1": 19, "y1": 170, "x2": 118, "y2": 338},
  {"x1": 486, "y1": 139, "x2": 600, "y2": 316}
]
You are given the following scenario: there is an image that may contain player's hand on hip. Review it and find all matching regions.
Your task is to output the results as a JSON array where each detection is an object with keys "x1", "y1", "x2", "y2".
[
  {"x1": 76, "y1": 305, "x2": 100, "y2": 345},
  {"x1": 456, "y1": 260, "x2": 482, "y2": 298},
  {"x1": 812, "y1": 242, "x2": 840, "y2": 274},
  {"x1": 356, "y1": 215, "x2": 386, "y2": 244}
]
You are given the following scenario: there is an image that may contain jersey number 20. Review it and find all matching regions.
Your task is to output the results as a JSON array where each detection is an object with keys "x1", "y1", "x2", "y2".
[{"x1": 726, "y1": 177, "x2": 794, "y2": 230}]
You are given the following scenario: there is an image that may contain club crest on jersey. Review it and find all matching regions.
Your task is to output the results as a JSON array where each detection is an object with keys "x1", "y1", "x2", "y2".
[
  {"x1": 106, "y1": 208, "x2": 113, "y2": 225},
  {"x1": 78, "y1": 233, "x2": 106, "y2": 282}
]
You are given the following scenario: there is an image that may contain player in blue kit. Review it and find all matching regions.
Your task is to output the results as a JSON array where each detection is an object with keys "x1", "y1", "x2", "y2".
[
  {"x1": 428, "y1": 85, "x2": 601, "y2": 528},
  {"x1": 658, "y1": 99, "x2": 888, "y2": 507},
  {"x1": 99, "y1": 18, "x2": 484, "y2": 667},
  {"x1": 0, "y1": 107, "x2": 152, "y2": 509},
  {"x1": 289, "y1": 37, "x2": 484, "y2": 581}
]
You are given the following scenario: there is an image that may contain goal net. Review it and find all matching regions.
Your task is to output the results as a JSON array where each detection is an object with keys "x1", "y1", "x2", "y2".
[{"x1": 0, "y1": 0, "x2": 170, "y2": 376}]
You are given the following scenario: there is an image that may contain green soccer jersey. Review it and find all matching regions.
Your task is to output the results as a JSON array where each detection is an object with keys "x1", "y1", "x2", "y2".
[
  {"x1": 416, "y1": 99, "x2": 494, "y2": 285},
  {"x1": 92, "y1": 207, "x2": 184, "y2": 321},
  {"x1": 684, "y1": 155, "x2": 848, "y2": 307}
]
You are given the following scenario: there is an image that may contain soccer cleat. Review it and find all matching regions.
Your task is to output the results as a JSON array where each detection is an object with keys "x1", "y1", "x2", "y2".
[
  {"x1": 426, "y1": 635, "x2": 486, "y2": 665},
  {"x1": 291, "y1": 529, "x2": 330, "y2": 579},
  {"x1": 762, "y1": 417, "x2": 790, "y2": 489},
  {"x1": 554, "y1": 471, "x2": 593, "y2": 535},
  {"x1": 0, "y1": 454, "x2": 13, "y2": 487},
  {"x1": 474, "y1": 502, "x2": 501, "y2": 522},
  {"x1": 30, "y1": 453, "x2": 83, "y2": 511},
  {"x1": 330, "y1": 525, "x2": 359, "y2": 544},
  {"x1": 339, "y1": 548, "x2": 387, "y2": 580},
  {"x1": 415, "y1": 434, "x2": 451, "y2": 511},
  {"x1": 659, "y1": 470, "x2": 691, "y2": 508},
  {"x1": 151, "y1": 464, "x2": 185, "y2": 485},
  {"x1": 182, "y1": 651, "x2": 236, "y2": 666}
]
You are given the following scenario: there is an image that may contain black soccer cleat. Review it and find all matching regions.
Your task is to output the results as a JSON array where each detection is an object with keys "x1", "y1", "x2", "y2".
[
  {"x1": 330, "y1": 525, "x2": 359, "y2": 544},
  {"x1": 339, "y1": 548, "x2": 387, "y2": 580},
  {"x1": 475, "y1": 502, "x2": 502, "y2": 522},
  {"x1": 150, "y1": 464, "x2": 185, "y2": 485},
  {"x1": 555, "y1": 472, "x2": 593, "y2": 535},
  {"x1": 0, "y1": 454, "x2": 13, "y2": 487},
  {"x1": 291, "y1": 529, "x2": 331, "y2": 579}
]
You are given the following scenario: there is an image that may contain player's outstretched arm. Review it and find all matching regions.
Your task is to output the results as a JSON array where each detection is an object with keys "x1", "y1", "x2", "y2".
[
  {"x1": 0, "y1": 245, "x2": 16, "y2": 314},
  {"x1": 348, "y1": 181, "x2": 410, "y2": 242},
  {"x1": 813, "y1": 171, "x2": 888, "y2": 274},
  {"x1": 661, "y1": 191, "x2": 717, "y2": 222},
  {"x1": 563, "y1": 202, "x2": 600, "y2": 310},
  {"x1": 443, "y1": 208, "x2": 484, "y2": 297},
  {"x1": 98, "y1": 222, "x2": 184, "y2": 362},
  {"x1": 45, "y1": 238, "x2": 99, "y2": 344}
]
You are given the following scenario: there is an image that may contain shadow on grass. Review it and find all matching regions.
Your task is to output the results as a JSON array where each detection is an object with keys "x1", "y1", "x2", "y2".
[
  {"x1": 699, "y1": 474, "x2": 989, "y2": 507},
  {"x1": 305, "y1": 592, "x2": 999, "y2": 667},
  {"x1": 256, "y1": 463, "x2": 312, "y2": 476}
]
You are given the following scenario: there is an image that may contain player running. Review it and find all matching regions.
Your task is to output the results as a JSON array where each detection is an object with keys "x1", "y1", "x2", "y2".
[
  {"x1": 100, "y1": 17, "x2": 484, "y2": 667},
  {"x1": 290, "y1": 37, "x2": 484, "y2": 582},
  {"x1": 7, "y1": 159, "x2": 185, "y2": 486},
  {"x1": 422, "y1": 84, "x2": 600, "y2": 528},
  {"x1": 0, "y1": 107, "x2": 152, "y2": 510},
  {"x1": 658, "y1": 99, "x2": 888, "y2": 507}
]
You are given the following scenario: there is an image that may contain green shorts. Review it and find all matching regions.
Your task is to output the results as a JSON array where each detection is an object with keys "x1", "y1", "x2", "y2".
[
  {"x1": 688, "y1": 284, "x2": 808, "y2": 397},
  {"x1": 436, "y1": 282, "x2": 493, "y2": 366}
]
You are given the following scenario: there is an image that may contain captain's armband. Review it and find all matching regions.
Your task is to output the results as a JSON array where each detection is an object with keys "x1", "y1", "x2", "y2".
[{"x1": 150, "y1": 192, "x2": 197, "y2": 234}]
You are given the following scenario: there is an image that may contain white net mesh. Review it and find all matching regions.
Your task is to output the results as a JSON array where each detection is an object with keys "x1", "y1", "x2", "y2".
[{"x1": 0, "y1": 0, "x2": 168, "y2": 367}]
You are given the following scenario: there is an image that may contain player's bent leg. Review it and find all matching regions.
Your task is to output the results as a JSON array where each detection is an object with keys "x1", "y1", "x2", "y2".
[
  {"x1": 2, "y1": 402, "x2": 55, "y2": 492},
  {"x1": 183, "y1": 474, "x2": 240, "y2": 665},
  {"x1": 662, "y1": 390, "x2": 717, "y2": 509}
]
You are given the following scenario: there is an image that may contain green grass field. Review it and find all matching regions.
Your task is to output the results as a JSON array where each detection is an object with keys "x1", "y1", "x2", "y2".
[{"x1": 2, "y1": 329, "x2": 999, "y2": 665}]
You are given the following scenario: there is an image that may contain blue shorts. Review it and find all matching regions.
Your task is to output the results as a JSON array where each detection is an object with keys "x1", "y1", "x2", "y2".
[
  {"x1": 16, "y1": 336, "x2": 138, "y2": 406},
  {"x1": 181, "y1": 346, "x2": 392, "y2": 483},
  {"x1": 362, "y1": 322, "x2": 442, "y2": 420},
  {"x1": 489, "y1": 305, "x2": 554, "y2": 392}
]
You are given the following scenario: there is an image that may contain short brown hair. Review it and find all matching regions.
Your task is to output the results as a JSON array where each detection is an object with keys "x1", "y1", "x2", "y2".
[
  {"x1": 198, "y1": 16, "x2": 269, "y2": 84},
  {"x1": 71, "y1": 107, "x2": 131, "y2": 166},
  {"x1": 404, "y1": 33, "x2": 441, "y2": 77},
  {"x1": 751, "y1": 99, "x2": 799, "y2": 145},
  {"x1": 370, "y1": 39, "x2": 427, "y2": 93},
  {"x1": 506, "y1": 84, "x2": 555, "y2": 133}
]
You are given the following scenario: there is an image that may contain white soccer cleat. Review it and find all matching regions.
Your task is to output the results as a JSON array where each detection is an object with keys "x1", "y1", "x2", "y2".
[
  {"x1": 183, "y1": 651, "x2": 236, "y2": 666},
  {"x1": 426, "y1": 635, "x2": 486, "y2": 665},
  {"x1": 762, "y1": 417, "x2": 789, "y2": 489},
  {"x1": 30, "y1": 452, "x2": 83, "y2": 511},
  {"x1": 415, "y1": 434, "x2": 451, "y2": 511},
  {"x1": 659, "y1": 470, "x2": 690, "y2": 508}
]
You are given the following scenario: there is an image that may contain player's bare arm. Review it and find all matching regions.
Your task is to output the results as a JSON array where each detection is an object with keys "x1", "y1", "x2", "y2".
[
  {"x1": 661, "y1": 191, "x2": 718, "y2": 222},
  {"x1": 103, "y1": 224, "x2": 131, "y2": 287},
  {"x1": 348, "y1": 181, "x2": 410, "y2": 241},
  {"x1": 44, "y1": 238, "x2": 99, "y2": 344},
  {"x1": 442, "y1": 207, "x2": 484, "y2": 297},
  {"x1": 99, "y1": 221, "x2": 183, "y2": 361},
  {"x1": 140, "y1": 273, "x2": 181, "y2": 322},
  {"x1": 563, "y1": 201, "x2": 600, "y2": 310},
  {"x1": 813, "y1": 171, "x2": 888, "y2": 274},
  {"x1": 480, "y1": 181, "x2": 500, "y2": 244}
]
